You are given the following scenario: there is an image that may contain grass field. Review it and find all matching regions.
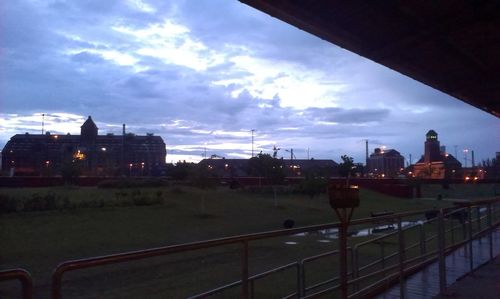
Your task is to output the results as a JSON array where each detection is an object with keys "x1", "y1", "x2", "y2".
[{"x1": 1, "y1": 183, "x2": 492, "y2": 298}]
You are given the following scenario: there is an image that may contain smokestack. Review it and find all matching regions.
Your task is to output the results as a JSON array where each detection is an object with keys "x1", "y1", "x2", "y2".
[
  {"x1": 472, "y1": 150, "x2": 475, "y2": 167},
  {"x1": 122, "y1": 124, "x2": 126, "y2": 135},
  {"x1": 365, "y1": 140, "x2": 368, "y2": 165}
]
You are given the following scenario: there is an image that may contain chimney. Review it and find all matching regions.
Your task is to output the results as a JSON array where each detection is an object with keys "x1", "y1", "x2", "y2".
[
  {"x1": 365, "y1": 140, "x2": 369, "y2": 165},
  {"x1": 123, "y1": 124, "x2": 126, "y2": 135},
  {"x1": 472, "y1": 150, "x2": 475, "y2": 167}
]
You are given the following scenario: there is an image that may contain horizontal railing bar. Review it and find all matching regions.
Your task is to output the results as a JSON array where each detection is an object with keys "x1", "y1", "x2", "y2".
[
  {"x1": 188, "y1": 262, "x2": 299, "y2": 298},
  {"x1": 303, "y1": 283, "x2": 341, "y2": 299},
  {"x1": 301, "y1": 249, "x2": 341, "y2": 264}
]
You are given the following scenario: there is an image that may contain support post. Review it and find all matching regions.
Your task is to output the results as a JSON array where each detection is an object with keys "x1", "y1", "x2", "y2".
[{"x1": 339, "y1": 216, "x2": 349, "y2": 299}]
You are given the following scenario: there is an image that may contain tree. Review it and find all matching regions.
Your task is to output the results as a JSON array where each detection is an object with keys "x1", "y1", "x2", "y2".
[
  {"x1": 191, "y1": 164, "x2": 219, "y2": 215},
  {"x1": 338, "y1": 155, "x2": 355, "y2": 178},
  {"x1": 170, "y1": 161, "x2": 196, "y2": 180},
  {"x1": 338, "y1": 155, "x2": 356, "y2": 187},
  {"x1": 300, "y1": 171, "x2": 327, "y2": 199},
  {"x1": 247, "y1": 153, "x2": 285, "y2": 185},
  {"x1": 248, "y1": 153, "x2": 286, "y2": 207}
]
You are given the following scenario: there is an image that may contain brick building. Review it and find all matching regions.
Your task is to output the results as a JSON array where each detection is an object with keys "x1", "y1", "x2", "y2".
[
  {"x1": 366, "y1": 148, "x2": 405, "y2": 178},
  {"x1": 1, "y1": 116, "x2": 166, "y2": 176},
  {"x1": 413, "y1": 130, "x2": 462, "y2": 179}
]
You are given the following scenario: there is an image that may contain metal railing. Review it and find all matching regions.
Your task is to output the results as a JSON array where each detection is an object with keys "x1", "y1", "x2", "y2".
[
  {"x1": 0, "y1": 268, "x2": 33, "y2": 299},
  {"x1": 48, "y1": 197, "x2": 499, "y2": 299},
  {"x1": 51, "y1": 222, "x2": 342, "y2": 299}
]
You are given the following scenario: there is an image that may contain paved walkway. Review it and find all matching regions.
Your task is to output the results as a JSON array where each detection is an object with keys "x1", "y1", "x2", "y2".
[
  {"x1": 376, "y1": 228, "x2": 500, "y2": 299},
  {"x1": 434, "y1": 255, "x2": 500, "y2": 299}
]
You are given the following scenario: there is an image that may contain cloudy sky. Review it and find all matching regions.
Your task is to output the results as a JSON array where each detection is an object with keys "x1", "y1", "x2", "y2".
[{"x1": 1, "y1": 0, "x2": 498, "y2": 164}]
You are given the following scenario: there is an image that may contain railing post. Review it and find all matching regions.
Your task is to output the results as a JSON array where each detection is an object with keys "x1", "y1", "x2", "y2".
[
  {"x1": 487, "y1": 203, "x2": 493, "y2": 260},
  {"x1": 352, "y1": 246, "x2": 359, "y2": 292},
  {"x1": 467, "y1": 206, "x2": 474, "y2": 273},
  {"x1": 397, "y1": 217, "x2": 406, "y2": 299},
  {"x1": 0, "y1": 269, "x2": 33, "y2": 299},
  {"x1": 241, "y1": 240, "x2": 249, "y2": 299},
  {"x1": 438, "y1": 209, "x2": 447, "y2": 294},
  {"x1": 419, "y1": 224, "x2": 426, "y2": 255},
  {"x1": 250, "y1": 279, "x2": 255, "y2": 299},
  {"x1": 380, "y1": 241, "x2": 386, "y2": 270},
  {"x1": 298, "y1": 261, "x2": 305, "y2": 298},
  {"x1": 52, "y1": 269, "x2": 63, "y2": 299},
  {"x1": 476, "y1": 206, "x2": 481, "y2": 232},
  {"x1": 450, "y1": 216, "x2": 455, "y2": 245}
]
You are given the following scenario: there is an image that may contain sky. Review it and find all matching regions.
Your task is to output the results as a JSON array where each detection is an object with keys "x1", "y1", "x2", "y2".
[{"x1": 0, "y1": 0, "x2": 498, "y2": 165}]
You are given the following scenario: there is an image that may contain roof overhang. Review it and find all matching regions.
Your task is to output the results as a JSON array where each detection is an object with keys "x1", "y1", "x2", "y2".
[{"x1": 240, "y1": 0, "x2": 500, "y2": 117}]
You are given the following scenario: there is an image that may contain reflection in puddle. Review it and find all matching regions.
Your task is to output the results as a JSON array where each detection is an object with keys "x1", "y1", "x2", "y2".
[{"x1": 284, "y1": 220, "x2": 424, "y2": 245}]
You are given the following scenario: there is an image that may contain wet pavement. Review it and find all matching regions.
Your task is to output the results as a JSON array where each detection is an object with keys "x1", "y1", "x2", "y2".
[{"x1": 433, "y1": 255, "x2": 500, "y2": 299}]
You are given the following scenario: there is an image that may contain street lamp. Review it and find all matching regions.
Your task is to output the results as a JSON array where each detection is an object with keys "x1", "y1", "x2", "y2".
[{"x1": 129, "y1": 163, "x2": 133, "y2": 176}]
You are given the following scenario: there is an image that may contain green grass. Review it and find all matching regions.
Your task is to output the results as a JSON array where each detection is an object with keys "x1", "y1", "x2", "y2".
[
  {"x1": 420, "y1": 183, "x2": 499, "y2": 199},
  {"x1": 0, "y1": 185, "x2": 456, "y2": 298}
]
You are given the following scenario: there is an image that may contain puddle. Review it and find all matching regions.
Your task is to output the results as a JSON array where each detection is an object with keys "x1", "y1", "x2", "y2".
[{"x1": 285, "y1": 220, "x2": 424, "y2": 244}]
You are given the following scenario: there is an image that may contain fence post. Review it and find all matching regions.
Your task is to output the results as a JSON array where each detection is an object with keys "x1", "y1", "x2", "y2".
[
  {"x1": 438, "y1": 209, "x2": 447, "y2": 294},
  {"x1": 241, "y1": 241, "x2": 249, "y2": 299},
  {"x1": 397, "y1": 217, "x2": 406, "y2": 299}
]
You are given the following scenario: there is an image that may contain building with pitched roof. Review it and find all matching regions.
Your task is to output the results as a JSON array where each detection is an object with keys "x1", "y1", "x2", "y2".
[{"x1": 1, "y1": 116, "x2": 166, "y2": 176}]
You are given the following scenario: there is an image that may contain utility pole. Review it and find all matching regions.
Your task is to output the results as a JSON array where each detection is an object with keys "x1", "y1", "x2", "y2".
[{"x1": 251, "y1": 129, "x2": 255, "y2": 157}]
